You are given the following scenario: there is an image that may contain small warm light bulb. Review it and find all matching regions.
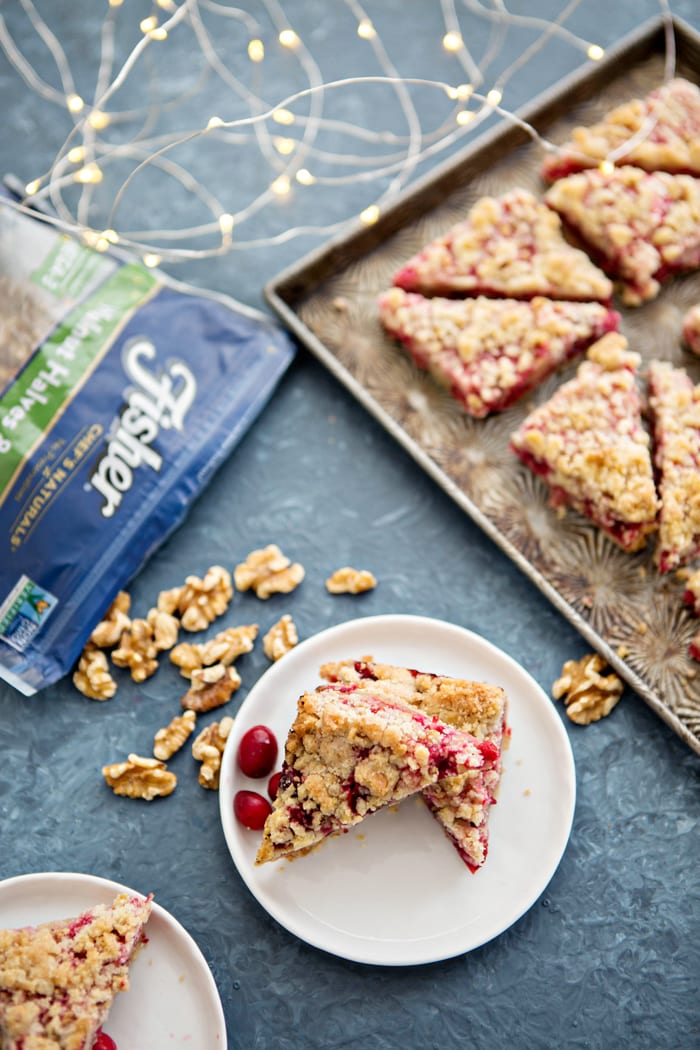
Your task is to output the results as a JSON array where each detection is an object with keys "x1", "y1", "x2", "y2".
[
  {"x1": 248, "y1": 38, "x2": 264, "y2": 62},
  {"x1": 456, "y1": 110, "x2": 475, "y2": 126},
  {"x1": 274, "y1": 136, "x2": 296, "y2": 155},
  {"x1": 94, "y1": 237, "x2": 110, "y2": 252},
  {"x1": 295, "y1": 168, "x2": 315, "y2": 185},
  {"x1": 360, "y1": 204, "x2": 380, "y2": 226},
  {"x1": 278, "y1": 29, "x2": 299, "y2": 48},
  {"x1": 218, "y1": 213, "x2": 234, "y2": 235},
  {"x1": 272, "y1": 108, "x2": 295, "y2": 125},
  {"x1": 357, "y1": 19, "x2": 376, "y2": 39},
  {"x1": 103, "y1": 228, "x2": 120, "y2": 244},
  {"x1": 207, "y1": 115, "x2": 224, "y2": 129},
  {"x1": 88, "y1": 109, "x2": 110, "y2": 130},
  {"x1": 149, "y1": 27, "x2": 168, "y2": 40},
  {"x1": 271, "y1": 175, "x2": 291, "y2": 196},
  {"x1": 455, "y1": 83, "x2": 473, "y2": 101},
  {"x1": 486, "y1": 88, "x2": 503, "y2": 107},
  {"x1": 142, "y1": 253, "x2": 161, "y2": 268},
  {"x1": 67, "y1": 93, "x2": 84, "y2": 114},
  {"x1": 75, "y1": 163, "x2": 103, "y2": 184},
  {"x1": 140, "y1": 16, "x2": 158, "y2": 33},
  {"x1": 24, "y1": 179, "x2": 42, "y2": 196},
  {"x1": 587, "y1": 43, "x2": 605, "y2": 61},
  {"x1": 108, "y1": 0, "x2": 124, "y2": 7},
  {"x1": 599, "y1": 159, "x2": 615, "y2": 174},
  {"x1": 68, "y1": 145, "x2": 86, "y2": 163},
  {"x1": 442, "y1": 31, "x2": 462, "y2": 52},
  {"x1": 156, "y1": 0, "x2": 176, "y2": 9}
]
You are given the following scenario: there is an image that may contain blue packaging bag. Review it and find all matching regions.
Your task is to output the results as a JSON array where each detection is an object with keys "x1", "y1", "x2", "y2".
[{"x1": 0, "y1": 189, "x2": 295, "y2": 694}]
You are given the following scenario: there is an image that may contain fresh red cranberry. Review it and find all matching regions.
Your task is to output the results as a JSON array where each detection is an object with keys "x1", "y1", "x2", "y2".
[
  {"x1": 234, "y1": 790, "x2": 272, "y2": 830},
  {"x1": 267, "y1": 771, "x2": 282, "y2": 800},
  {"x1": 93, "y1": 1031, "x2": 117, "y2": 1050},
  {"x1": 237, "y1": 725, "x2": 278, "y2": 778}
]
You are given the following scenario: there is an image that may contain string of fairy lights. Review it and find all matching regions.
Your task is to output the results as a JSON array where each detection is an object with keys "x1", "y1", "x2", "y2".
[{"x1": 0, "y1": 0, "x2": 676, "y2": 269}]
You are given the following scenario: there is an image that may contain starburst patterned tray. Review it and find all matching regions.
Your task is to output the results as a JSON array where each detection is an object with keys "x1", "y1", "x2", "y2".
[{"x1": 267, "y1": 15, "x2": 700, "y2": 755}]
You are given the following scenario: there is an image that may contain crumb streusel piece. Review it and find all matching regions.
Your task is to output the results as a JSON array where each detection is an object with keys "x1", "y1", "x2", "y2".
[
  {"x1": 319, "y1": 658, "x2": 507, "y2": 872},
  {"x1": 391, "y1": 188, "x2": 613, "y2": 302},
  {"x1": 545, "y1": 166, "x2": 700, "y2": 305},
  {"x1": 379, "y1": 288, "x2": 619, "y2": 418},
  {"x1": 510, "y1": 333, "x2": 659, "y2": 551},
  {"x1": 647, "y1": 360, "x2": 700, "y2": 572},
  {"x1": 541, "y1": 78, "x2": 700, "y2": 182},
  {"x1": 256, "y1": 684, "x2": 496, "y2": 865},
  {"x1": 0, "y1": 893, "x2": 152, "y2": 1049}
]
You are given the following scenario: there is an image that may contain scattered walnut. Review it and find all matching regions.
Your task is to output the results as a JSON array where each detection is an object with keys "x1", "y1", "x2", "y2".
[
  {"x1": 325, "y1": 567, "x2": 377, "y2": 594},
  {"x1": 73, "y1": 644, "x2": 117, "y2": 700},
  {"x1": 181, "y1": 664, "x2": 241, "y2": 712},
  {"x1": 102, "y1": 754, "x2": 177, "y2": 800},
  {"x1": 234, "y1": 544, "x2": 305, "y2": 599},
  {"x1": 111, "y1": 618, "x2": 159, "y2": 682},
  {"x1": 552, "y1": 653, "x2": 624, "y2": 725},
  {"x1": 263, "y1": 614, "x2": 298, "y2": 661},
  {"x1": 147, "y1": 608, "x2": 179, "y2": 651},
  {"x1": 156, "y1": 585, "x2": 184, "y2": 616},
  {"x1": 178, "y1": 566, "x2": 233, "y2": 631},
  {"x1": 153, "y1": 710, "x2": 197, "y2": 761},
  {"x1": 89, "y1": 591, "x2": 131, "y2": 649},
  {"x1": 170, "y1": 624, "x2": 258, "y2": 678},
  {"x1": 192, "y1": 717, "x2": 234, "y2": 789}
]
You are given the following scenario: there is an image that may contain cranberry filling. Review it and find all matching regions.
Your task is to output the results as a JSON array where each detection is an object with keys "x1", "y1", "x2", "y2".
[{"x1": 353, "y1": 661, "x2": 378, "y2": 680}]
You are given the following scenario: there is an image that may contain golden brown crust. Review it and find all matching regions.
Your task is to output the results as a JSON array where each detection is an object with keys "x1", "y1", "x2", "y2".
[
  {"x1": 510, "y1": 335, "x2": 659, "y2": 550},
  {"x1": 648, "y1": 360, "x2": 700, "y2": 571},
  {"x1": 0, "y1": 893, "x2": 152, "y2": 1050},
  {"x1": 392, "y1": 188, "x2": 612, "y2": 301}
]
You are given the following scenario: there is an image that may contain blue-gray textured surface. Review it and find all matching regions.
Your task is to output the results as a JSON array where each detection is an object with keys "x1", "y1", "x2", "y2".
[{"x1": 1, "y1": 2, "x2": 699, "y2": 1049}]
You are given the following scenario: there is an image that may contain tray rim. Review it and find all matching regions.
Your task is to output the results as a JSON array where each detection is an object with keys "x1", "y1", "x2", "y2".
[{"x1": 264, "y1": 13, "x2": 700, "y2": 757}]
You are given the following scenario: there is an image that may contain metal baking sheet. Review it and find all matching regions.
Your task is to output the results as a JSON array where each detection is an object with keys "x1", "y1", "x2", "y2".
[{"x1": 266, "y1": 15, "x2": 700, "y2": 755}]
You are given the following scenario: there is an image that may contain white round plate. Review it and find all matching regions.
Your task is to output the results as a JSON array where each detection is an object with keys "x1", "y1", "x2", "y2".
[
  {"x1": 219, "y1": 614, "x2": 576, "y2": 966},
  {"x1": 0, "y1": 872, "x2": 227, "y2": 1048}
]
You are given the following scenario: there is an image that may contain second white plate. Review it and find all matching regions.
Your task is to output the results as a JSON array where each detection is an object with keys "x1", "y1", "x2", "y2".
[
  {"x1": 0, "y1": 872, "x2": 227, "y2": 1049},
  {"x1": 219, "y1": 614, "x2": 576, "y2": 966}
]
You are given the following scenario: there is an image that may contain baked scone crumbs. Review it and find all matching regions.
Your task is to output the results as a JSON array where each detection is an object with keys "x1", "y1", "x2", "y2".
[
  {"x1": 263, "y1": 614, "x2": 298, "y2": 661},
  {"x1": 552, "y1": 653, "x2": 624, "y2": 724},
  {"x1": 683, "y1": 304, "x2": 700, "y2": 356},
  {"x1": 325, "y1": 568, "x2": 377, "y2": 594}
]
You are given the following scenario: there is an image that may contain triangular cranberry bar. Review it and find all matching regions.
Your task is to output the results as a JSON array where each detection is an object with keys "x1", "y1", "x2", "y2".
[
  {"x1": 510, "y1": 333, "x2": 659, "y2": 551},
  {"x1": 647, "y1": 360, "x2": 700, "y2": 572},
  {"x1": 0, "y1": 892, "x2": 152, "y2": 1050},
  {"x1": 255, "y1": 685, "x2": 494, "y2": 864},
  {"x1": 391, "y1": 188, "x2": 612, "y2": 302},
  {"x1": 319, "y1": 658, "x2": 508, "y2": 872},
  {"x1": 542, "y1": 78, "x2": 700, "y2": 182},
  {"x1": 545, "y1": 166, "x2": 700, "y2": 304},
  {"x1": 378, "y1": 287, "x2": 619, "y2": 417}
]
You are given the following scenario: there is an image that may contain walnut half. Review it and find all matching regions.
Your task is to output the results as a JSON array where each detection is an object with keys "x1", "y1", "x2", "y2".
[
  {"x1": 102, "y1": 754, "x2": 177, "y2": 800},
  {"x1": 192, "y1": 717, "x2": 234, "y2": 789},
  {"x1": 73, "y1": 644, "x2": 117, "y2": 701},
  {"x1": 153, "y1": 710, "x2": 197, "y2": 761},
  {"x1": 234, "y1": 544, "x2": 304, "y2": 599},
  {"x1": 263, "y1": 614, "x2": 298, "y2": 661},
  {"x1": 325, "y1": 567, "x2": 377, "y2": 594},
  {"x1": 552, "y1": 653, "x2": 624, "y2": 725}
]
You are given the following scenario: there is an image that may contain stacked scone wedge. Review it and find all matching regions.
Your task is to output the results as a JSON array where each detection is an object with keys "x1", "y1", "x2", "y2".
[{"x1": 256, "y1": 659, "x2": 508, "y2": 872}]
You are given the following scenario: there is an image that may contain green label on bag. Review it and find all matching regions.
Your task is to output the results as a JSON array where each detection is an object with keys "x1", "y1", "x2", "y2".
[
  {"x1": 31, "y1": 235, "x2": 114, "y2": 301},
  {"x1": 0, "y1": 262, "x2": 158, "y2": 501}
]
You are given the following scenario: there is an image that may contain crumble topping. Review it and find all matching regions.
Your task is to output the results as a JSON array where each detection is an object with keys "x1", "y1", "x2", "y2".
[
  {"x1": 256, "y1": 685, "x2": 491, "y2": 864},
  {"x1": 379, "y1": 287, "x2": 618, "y2": 417},
  {"x1": 0, "y1": 893, "x2": 152, "y2": 1050},
  {"x1": 647, "y1": 360, "x2": 700, "y2": 572},
  {"x1": 510, "y1": 334, "x2": 660, "y2": 550},
  {"x1": 542, "y1": 78, "x2": 700, "y2": 181},
  {"x1": 545, "y1": 166, "x2": 700, "y2": 304},
  {"x1": 319, "y1": 658, "x2": 508, "y2": 871},
  {"x1": 392, "y1": 188, "x2": 612, "y2": 301}
]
